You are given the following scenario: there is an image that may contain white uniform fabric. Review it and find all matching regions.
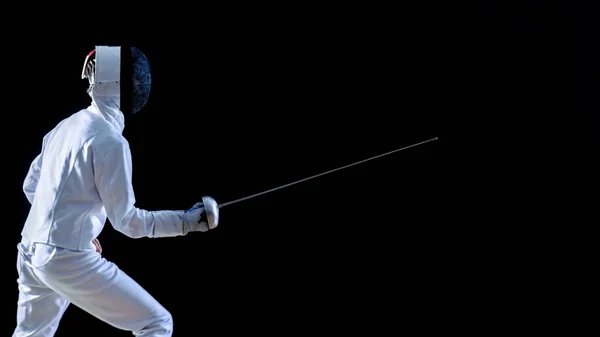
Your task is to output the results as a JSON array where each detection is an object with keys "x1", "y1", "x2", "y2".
[
  {"x1": 14, "y1": 238, "x2": 173, "y2": 337},
  {"x1": 14, "y1": 98, "x2": 186, "y2": 336},
  {"x1": 22, "y1": 100, "x2": 192, "y2": 250}
]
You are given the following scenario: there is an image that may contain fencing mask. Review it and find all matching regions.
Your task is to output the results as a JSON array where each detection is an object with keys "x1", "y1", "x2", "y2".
[{"x1": 81, "y1": 45, "x2": 151, "y2": 115}]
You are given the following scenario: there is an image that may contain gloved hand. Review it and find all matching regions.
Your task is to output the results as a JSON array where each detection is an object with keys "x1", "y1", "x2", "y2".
[{"x1": 182, "y1": 196, "x2": 219, "y2": 233}]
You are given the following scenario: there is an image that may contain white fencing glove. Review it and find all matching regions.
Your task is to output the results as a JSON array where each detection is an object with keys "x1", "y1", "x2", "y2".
[{"x1": 182, "y1": 196, "x2": 219, "y2": 233}]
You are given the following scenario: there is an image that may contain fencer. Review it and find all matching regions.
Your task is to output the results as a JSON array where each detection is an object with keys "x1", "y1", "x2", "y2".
[{"x1": 13, "y1": 46, "x2": 218, "y2": 337}]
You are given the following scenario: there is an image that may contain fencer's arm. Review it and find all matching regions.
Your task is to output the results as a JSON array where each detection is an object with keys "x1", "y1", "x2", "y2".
[
  {"x1": 23, "y1": 153, "x2": 42, "y2": 204},
  {"x1": 23, "y1": 133, "x2": 49, "y2": 204},
  {"x1": 93, "y1": 137, "x2": 190, "y2": 239}
]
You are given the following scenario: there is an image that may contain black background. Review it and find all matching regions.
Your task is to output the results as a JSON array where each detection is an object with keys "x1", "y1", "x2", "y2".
[{"x1": 3, "y1": 2, "x2": 597, "y2": 335}]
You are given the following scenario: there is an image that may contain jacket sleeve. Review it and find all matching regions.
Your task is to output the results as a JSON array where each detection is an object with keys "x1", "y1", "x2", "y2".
[
  {"x1": 23, "y1": 133, "x2": 50, "y2": 204},
  {"x1": 93, "y1": 136, "x2": 188, "y2": 239},
  {"x1": 23, "y1": 153, "x2": 43, "y2": 204}
]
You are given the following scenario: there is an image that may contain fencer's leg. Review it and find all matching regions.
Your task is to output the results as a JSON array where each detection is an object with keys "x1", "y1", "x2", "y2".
[
  {"x1": 33, "y1": 248, "x2": 173, "y2": 337},
  {"x1": 13, "y1": 252, "x2": 70, "y2": 337}
]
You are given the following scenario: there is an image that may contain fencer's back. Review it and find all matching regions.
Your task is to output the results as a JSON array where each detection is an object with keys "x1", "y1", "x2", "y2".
[{"x1": 21, "y1": 106, "x2": 123, "y2": 251}]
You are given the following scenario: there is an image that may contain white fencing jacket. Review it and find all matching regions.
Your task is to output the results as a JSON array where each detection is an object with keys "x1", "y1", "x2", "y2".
[{"x1": 21, "y1": 100, "x2": 188, "y2": 251}]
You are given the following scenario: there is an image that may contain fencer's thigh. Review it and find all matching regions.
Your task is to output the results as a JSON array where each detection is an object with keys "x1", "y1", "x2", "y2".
[
  {"x1": 14, "y1": 252, "x2": 70, "y2": 337},
  {"x1": 33, "y1": 248, "x2": 171, "y2": 333}
]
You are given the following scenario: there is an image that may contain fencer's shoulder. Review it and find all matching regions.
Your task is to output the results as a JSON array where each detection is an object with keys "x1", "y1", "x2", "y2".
[
  {"x1": 66, "y1": 108, "x2": 112, "y2": 136},
  {"x1": 90, "y1": 129, "x2": 130, "y2": 156}
]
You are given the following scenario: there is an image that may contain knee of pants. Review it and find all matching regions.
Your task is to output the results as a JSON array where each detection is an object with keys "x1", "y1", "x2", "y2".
[
  {"x1": 140, "y1": 310, "x2": 173, "y2": 336},
  {"x1": 161, "y1": 311, "x2": 174, "y2": 333}
]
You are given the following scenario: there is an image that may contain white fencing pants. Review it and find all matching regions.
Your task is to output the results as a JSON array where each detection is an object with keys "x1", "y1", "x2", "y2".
[{"x1": 13, "y1": 240, "x2": 173, "y2": 337}]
